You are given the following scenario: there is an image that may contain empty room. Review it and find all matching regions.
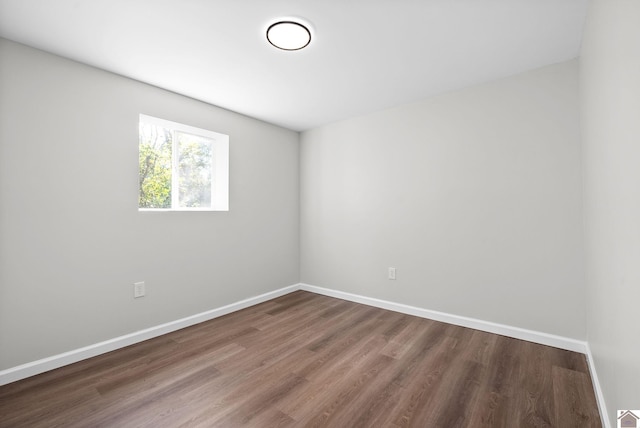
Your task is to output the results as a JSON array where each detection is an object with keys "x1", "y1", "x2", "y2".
[{"x1": 0, "y1": 0, "x2": 638, "y2": 427}]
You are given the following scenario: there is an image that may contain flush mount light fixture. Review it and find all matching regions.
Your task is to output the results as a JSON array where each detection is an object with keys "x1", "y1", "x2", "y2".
[{"x1": 266, "y1": 20, "x2": 311, "y2": 51}]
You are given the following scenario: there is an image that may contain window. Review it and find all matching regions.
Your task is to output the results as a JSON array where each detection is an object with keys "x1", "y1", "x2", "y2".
[{"x1": 138, "y1": 114, "x2": 229, "y2": 211}]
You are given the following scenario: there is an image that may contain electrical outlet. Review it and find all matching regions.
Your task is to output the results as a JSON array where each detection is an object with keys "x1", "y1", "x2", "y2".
[
  {"x1": 388, "y1": 267, "x2": 396, "y2": 280},
  {"x1": 134, "y1": 281, "x2": 145, "y2": 298}
]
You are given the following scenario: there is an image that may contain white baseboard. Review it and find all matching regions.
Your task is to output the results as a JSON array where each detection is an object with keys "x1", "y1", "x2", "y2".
[
  {"x1": 0, "y1": 284, "x2": 299, "y2": 386},
  {"x1": 301, "y1": 284, "x2": 609, "y2": 426},
  {"x1": 1, "y1": 281, "x2": 604, "y2": 427},
  {"x1": 585, "y1": 343, "x2": 611, "y2": 428},
  {"x1": 299, "y1": 283, "x2": 588, "y2": 354}
]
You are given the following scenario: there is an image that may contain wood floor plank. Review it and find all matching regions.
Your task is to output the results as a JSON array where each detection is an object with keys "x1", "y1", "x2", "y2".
[
  {"x1": 0, "y1": 291, "x2": 602, "y2": 428},
  {"x1": 516, "y1": 340, "x2": 556, "y2": 428},
  {"x1": 380, "y1": 317, "x2": 433, "y2": 360},
  {"x1": 468, "y1": 334, "x2": 523, "y2": 428},
  {"x1": 298, "y1": 353, "x2": 396, "y2": 427},
  {"x1": 389, "y1": 335, "x2": 460, "y2": 427},
  {"x1": 282, "y1": 334, "x2": 390, "y2": 421},
  {"x1": 552, "y1": 366, "x2": 602, "y2": 428},
  {"x1": 429, "y1": 359, "x2": 485, "y2": 428}
]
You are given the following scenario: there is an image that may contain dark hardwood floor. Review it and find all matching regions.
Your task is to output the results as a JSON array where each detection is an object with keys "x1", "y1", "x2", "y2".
[{"x1": 0, "y1": 291, "x2": 602, "y2": 427}]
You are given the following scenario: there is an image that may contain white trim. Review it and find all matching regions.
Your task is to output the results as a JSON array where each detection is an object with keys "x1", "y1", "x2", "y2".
[
  {"x1": 299, "y1": 283, "x2": 588, "y2": 353},
  {"x1": 0, "y1": 284, "x2": 299, "y2": 386},
  {"x1": 585, "y1": 343, "x2": 611, "y2": 428},
  {"x1": 301, "y1": 282, "x2": 609, "y2": 425},
  {"x1": 139, "y1": 114, "x2": 226, "y2": 143},
  {"x1": 1, "y1": 281, "x2": 606, "y2": 428}
]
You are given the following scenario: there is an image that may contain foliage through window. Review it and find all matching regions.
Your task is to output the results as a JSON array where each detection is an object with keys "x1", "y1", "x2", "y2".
[{"x1": 138, "y1": 115, "x2": 229, "y2": 211}]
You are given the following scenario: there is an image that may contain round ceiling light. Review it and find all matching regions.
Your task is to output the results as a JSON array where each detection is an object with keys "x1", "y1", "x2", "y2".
[{"x1": 266, "y1": 21, "x2": 311, "y2": 51}]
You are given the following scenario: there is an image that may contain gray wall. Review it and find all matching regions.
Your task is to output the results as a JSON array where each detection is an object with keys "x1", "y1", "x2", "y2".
[
  {"x1": 300, "y1": 60, "x2": 585, "y2": 339},
  {"x1": 0, "y1": 39, "x2": 300, "y2": 370},
  {"x1": 581, "y1": 0, "x2": 640, "y2": 425}
]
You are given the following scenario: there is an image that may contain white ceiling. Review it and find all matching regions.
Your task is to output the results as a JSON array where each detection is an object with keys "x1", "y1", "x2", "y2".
[{"x1": 0, "y1": 0, "x2": 588, "y2": 131}]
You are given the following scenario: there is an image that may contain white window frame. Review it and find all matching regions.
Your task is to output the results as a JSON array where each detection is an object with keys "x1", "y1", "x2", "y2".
[{"x1": 139, "y1": 114, "x2": 229, "y2": 212}]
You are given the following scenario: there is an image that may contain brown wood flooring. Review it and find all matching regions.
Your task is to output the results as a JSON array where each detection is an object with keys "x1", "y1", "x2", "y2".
[{"x1": 0, "y1": 291, "x2": 601, "y2": 427}]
